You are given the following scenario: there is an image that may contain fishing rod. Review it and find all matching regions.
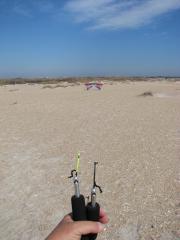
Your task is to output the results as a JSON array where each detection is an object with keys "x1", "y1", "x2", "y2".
[
  {"x1": 69, "y1": 155, "x2": 102, "y2": 240},
  {"x1": 68, "y1": 153, "x2": 88, "y2": 240},
  {"x1": 87, "y1": 162, "x2": 102, "y2": 240}
]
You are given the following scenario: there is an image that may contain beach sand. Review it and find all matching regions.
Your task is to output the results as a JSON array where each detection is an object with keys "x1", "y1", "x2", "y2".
[{"x1": 0, "y1": 81, "x2": 180, "y2": 240}]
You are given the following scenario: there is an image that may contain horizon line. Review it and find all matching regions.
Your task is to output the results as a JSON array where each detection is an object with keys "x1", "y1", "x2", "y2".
[{"x1": 1, "y1": 75, "x2": 180, "y2": 80}]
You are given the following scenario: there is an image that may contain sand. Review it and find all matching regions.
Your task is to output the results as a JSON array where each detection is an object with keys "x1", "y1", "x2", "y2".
[{"x1": 0, "y1": 81, "x2": 180, "y2": 240}]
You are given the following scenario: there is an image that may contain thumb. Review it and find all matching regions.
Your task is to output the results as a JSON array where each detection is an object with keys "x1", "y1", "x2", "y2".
[{"x1": 73, "y1": 221, "x2": 105, "y2": 236}]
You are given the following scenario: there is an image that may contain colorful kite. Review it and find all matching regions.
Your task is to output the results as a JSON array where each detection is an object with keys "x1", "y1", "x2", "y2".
[{"x1": 85, "y1": 82, "x2": 103, "y2": 90}]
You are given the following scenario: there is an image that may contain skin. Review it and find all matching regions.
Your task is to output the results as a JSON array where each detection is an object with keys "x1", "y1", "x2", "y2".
[{"x1": 46, "y1": 209, "x2": 108, "y2": 240}]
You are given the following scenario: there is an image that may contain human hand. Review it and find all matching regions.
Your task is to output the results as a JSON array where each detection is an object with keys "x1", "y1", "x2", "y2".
[{"x1": 46, "y1": 208, "x2": 108, "y2": 240}]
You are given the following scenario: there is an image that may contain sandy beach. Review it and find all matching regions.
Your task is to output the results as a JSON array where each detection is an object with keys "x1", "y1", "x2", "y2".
[{"x1": 0, "y1": 80, "x2": 180, "y2": 240}]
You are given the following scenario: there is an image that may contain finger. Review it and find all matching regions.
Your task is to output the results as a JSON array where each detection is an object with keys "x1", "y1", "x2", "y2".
[
  {"x1": 99, "y1": 209, "x2": 109, "y2": 224},
  {"x1": 73, "y1": 221, "x2": 105, "y2": 235},
  {"x1": 62, "y1": 213, "x2": 73, "y2": 223}
]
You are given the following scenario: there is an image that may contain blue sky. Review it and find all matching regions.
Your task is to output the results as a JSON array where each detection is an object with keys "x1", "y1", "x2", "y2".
[{"x1": 0, "y1": 0, "x2": 180, "y2": 77}]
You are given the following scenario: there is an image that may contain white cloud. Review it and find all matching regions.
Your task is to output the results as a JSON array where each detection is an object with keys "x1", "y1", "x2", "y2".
[
  {"x1": 33, "y1": 1, "x2": 55, "y2": 13},
  {"x1": 65, "y1": 0, "x2": 180, "y2": 30},
  {"x1": 13, "y1": 5, "x2": 32, "y2": 17},
  {"x1": 1, "y1": 0, "x2": 55, "y2": 17}
]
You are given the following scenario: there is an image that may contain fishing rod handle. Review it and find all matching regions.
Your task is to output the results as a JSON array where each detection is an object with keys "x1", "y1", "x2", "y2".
[
  {"x1": 71, "y1": 195, "x2": 89, "y2": 240},
  {"x1": 71, "y1": 194, "x2": 87, "y2": 220},
  {"x1": 87, "y1": 202, "x2": 100, "y2": 240}
]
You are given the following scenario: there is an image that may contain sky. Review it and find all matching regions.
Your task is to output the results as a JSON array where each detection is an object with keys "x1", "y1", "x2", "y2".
[{"x1": 0, "y1": 0, "x2": 180, "y2": 77}]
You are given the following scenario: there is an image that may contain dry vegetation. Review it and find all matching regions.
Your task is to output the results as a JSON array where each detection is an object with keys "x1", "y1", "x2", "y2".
[
  {"x1": 0, "y1": 77, "x2": 180, "y2": 86},
  {"x1": 138, "y1": 91, "x2": 154, "y2": 97}
]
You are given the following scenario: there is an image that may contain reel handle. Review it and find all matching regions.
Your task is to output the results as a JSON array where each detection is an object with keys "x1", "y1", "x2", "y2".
[{"x1": 87, "y1": 202, "x2": 100, "y2": 240}]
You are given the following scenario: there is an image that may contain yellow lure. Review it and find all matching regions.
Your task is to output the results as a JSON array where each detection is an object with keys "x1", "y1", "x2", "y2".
[{"x1": 76, "y1": 152, "x2": 80, "y2": 173}]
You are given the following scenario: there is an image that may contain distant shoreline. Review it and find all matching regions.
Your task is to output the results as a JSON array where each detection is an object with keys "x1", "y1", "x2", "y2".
[{"x1": 0, "y1": 76, "x2": 180, "y2": 86}]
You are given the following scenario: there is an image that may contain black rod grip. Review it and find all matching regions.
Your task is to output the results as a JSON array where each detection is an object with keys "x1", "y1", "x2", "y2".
[
  {"x1": 71, "y1": 194, "x2": 87, "y2": 221},
  {"x1": 87, "y1": 202, "x2": 100, "y2": 240},
  {"x1": 71, "y1": 195, "x2": 88, "y2": 240}
]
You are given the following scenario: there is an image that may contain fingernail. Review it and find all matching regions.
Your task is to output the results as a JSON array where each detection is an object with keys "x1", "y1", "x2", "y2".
[{"x1": 98, "y1": 223, "x2": 106, "y2": 232}]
